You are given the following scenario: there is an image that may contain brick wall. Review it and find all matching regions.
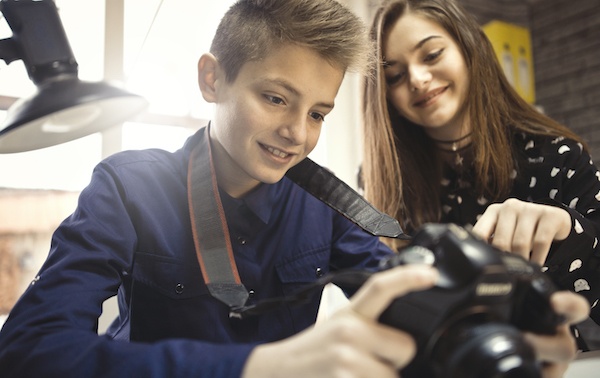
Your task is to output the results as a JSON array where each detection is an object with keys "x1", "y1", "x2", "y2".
[
  {"x1": 529, "y1": 0, "x2": 600, "y2": 156},
  {"x1": 461, "y1": 0, "x2": 529, "y2": 26},
  {"x1": 460, "y1": 0, "x2": 600, "y2": 158}
]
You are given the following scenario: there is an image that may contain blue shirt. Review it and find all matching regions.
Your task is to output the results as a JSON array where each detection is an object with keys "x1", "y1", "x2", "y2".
[{"x1": 0, "y1": 127, "x2": 393, "y2": 378}]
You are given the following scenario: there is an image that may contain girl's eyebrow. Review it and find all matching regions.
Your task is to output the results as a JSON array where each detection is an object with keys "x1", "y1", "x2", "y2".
[
  {"x1": 413, "y1": 35, "x2": 442, "y2": 51},
  {"x1": 383, "y1": 35, "x2": 443, "y2": 69}
]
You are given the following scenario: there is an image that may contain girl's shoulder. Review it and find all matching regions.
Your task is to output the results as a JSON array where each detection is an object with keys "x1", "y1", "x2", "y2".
[{"x1": 513, "y1": 132, "x2": 585, "y2": 158}]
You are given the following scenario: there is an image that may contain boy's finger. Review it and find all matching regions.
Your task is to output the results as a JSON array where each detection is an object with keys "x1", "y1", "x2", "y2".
[
  {"x1": 550, "y1": 291, "x2": 590, "y2": 324},
  {"x1": 524, "y1": 325, "x2": 577, "y2": 363},
  {"x1": 349, "y1": 265, "x2": 438, "y2": 320}
]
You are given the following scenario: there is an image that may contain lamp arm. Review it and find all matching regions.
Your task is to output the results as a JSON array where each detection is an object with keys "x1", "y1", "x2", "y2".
[
  {"x1": 0, "y1": 37, "x2": 20, "y2": 65},
  {"x1": 1, "y1": 0, "x2": 78, "y2": 85}
]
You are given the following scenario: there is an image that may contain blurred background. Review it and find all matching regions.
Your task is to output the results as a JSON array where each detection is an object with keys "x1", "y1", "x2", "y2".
[{"x1": 0, "y1": 0, "x2": 598, "y2": 340}]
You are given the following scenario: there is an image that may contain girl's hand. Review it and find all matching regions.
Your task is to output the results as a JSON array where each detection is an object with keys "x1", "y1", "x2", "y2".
[{"x1": 473, "y1": 198, "x2": 571, "y2": 265}]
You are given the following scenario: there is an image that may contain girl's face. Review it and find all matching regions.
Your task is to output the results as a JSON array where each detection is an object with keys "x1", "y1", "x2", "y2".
[{"x1": 383, "y1": 12, "x2": 470, "y2": 140}]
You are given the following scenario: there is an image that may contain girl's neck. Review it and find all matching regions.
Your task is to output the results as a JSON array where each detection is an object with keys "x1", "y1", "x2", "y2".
[
  {"x1": 429, "y1": 131, "x2": 472, "y2": 149},
  {"x1": 428, "y1": 126, "x2": 473, "y2": 169},
  {"x1": 435, "y1": 139, "x2": 473, "y2": 168}
]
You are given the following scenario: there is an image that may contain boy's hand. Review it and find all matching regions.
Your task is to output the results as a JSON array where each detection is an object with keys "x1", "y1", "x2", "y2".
[
  {"x1": 242, "y1": 265, "x2": 438, "y2": 378},
  {"x1": 243, "y1": 265, "x2": 589, "y2": 378},
  {"x1": 524, "y1": 290, "x2": 590, "y2": 378}
]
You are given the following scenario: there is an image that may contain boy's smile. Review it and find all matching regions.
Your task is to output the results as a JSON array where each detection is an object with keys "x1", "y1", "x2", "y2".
[{"x1": 201, "y1": 44, "x2": 345, "y2": 198}]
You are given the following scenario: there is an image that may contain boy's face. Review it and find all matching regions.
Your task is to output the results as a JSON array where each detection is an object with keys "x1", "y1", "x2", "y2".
[{"x1": 206, "y1": 44, "x2": 345, "y2": 198}]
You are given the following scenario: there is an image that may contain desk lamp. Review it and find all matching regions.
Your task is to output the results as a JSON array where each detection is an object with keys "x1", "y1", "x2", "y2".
[{"x1": 0, "y1": 0, "x2": 147, "y2": 153}]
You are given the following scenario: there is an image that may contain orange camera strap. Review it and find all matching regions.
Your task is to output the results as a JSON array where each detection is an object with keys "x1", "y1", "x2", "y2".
[
  {"x1": 187, "y1": 128, "x2": 249, "y2": 310},
  {"x1": 188, "y1": 126, "x2": 408, "y2": 312}
]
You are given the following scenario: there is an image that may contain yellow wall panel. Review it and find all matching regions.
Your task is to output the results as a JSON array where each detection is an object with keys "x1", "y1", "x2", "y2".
[{"x1": 483, "y1": 20, "x2": 536, "y2": 104}]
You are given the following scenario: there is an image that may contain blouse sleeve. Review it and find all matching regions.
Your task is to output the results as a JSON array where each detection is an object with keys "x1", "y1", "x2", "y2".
[{"x1": 533, "y1": 137, "x2": 600, "y2": 325}]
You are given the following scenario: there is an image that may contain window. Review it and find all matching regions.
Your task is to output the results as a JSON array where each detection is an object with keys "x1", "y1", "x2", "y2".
[
  {"x1": 0, "y1": 0, "x2": 236, "y2": 191},
  {"x1": 0, "y1": 0, "x2": 362, "y2": 191}
]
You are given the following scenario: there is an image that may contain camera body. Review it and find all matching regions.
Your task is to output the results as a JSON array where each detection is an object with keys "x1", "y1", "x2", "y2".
[{"x1": 379, "y1": 223, "x2": 563, "y2": 378}]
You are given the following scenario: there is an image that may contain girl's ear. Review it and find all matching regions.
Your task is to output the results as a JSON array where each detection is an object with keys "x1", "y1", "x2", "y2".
[{"x1": 198, "y1": 53, "x2": 220, "y2": 103}]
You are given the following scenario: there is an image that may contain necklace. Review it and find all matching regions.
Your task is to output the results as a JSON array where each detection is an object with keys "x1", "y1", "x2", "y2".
[
  {"x1": 430, "y1": 132, "x2": 472, "y2": 152},
  {"x1": 430, "y1": 133, "x2": 473, "y2": 167},
  {"x1": 440, "y1": 142, "x2": 472, "y2": 166}
]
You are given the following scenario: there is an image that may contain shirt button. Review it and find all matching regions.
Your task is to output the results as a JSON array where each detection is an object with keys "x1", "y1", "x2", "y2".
[
  {"x1": 248, "y1": 289, "x2": 256, "y2": 298},
  {"x1": 175, "y1": 283, "x2": 185, "y2": 294},
  {"x1": 237, "y1": 236, "x2": 247, "y2": 245},
  {"x1": 315, "y1": 267, "x2": 324, "y2": 277}
]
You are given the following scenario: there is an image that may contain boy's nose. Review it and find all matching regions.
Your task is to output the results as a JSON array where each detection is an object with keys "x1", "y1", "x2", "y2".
[{"x1": 280, "y1": 114, "x2": 308, "y2": 145}]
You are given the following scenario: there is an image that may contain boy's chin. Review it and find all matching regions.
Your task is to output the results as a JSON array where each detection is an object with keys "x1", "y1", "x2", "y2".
[
  {"x1": 256, "y1": 170, "x2": 289, "y2": 185},
  {"x1": 260, "y1": 175, "x2": 286, "y2": 185}
]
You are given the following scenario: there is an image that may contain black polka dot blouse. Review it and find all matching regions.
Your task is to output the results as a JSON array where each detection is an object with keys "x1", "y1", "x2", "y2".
[{"x1": 440, "y1": 132, "x2": 600, "y2": 326}]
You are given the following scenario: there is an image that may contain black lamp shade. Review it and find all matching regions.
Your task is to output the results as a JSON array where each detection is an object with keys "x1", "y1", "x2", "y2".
[
  {"x1": 0, "y1": 77, "x2": 148, "y2": 153},
  {"x1": 0, "y1": 0, "x2": 149, "y2": 153}
]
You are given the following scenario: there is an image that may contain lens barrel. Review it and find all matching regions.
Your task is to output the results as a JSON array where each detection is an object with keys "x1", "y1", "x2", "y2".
[{"x1": 434, "y1": 321, "x2": 541, "y2": 378}]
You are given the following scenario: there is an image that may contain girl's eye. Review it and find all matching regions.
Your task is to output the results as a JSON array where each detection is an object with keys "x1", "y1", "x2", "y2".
[
  {"x1": 386, "y1": 72, "x2": 406, "y2": 86},
  {"x1": 424, "y1": 49, "x2": 443, "y2": 62},
  {"x1": 265, "y1": 94, "x2": 285, "y2": 105}
]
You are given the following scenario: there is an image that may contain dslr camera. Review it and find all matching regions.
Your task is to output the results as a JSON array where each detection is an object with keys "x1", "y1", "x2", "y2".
[{"x1": 378, "y1": 223, "x2": 564, "y2": 378}]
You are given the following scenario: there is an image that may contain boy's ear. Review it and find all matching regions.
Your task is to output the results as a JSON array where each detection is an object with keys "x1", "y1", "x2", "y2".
[{"x1": 198, "y1": 53, "x2": 220, "y2": 103}]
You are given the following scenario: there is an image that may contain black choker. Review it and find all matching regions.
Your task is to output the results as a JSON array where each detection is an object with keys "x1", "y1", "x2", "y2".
[
  {"x1": 430, "y1": 132, "x2": 472, "y2": 152},
  {"x1": 431, "y1": 133, "x2": 473, "y2": 167}
]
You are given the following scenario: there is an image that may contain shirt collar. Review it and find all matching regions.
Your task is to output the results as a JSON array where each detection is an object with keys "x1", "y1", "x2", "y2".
[
  {"x1": 239, "y1": 183, "x2": 275, "y2": 224},
  {"x1": 218, "y1": 179, "x2": 278, "y2": 225}
]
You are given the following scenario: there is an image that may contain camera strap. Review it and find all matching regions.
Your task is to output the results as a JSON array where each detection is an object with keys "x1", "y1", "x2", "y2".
[
  {"x1": 285, "y1": 158, "x2": 410, "y2": 239},
  {"x1": 188, "y1": 126, "x2": 408, "y2": 313},
  {"x1": 187, "y1": 129, "x2": 249, "y2": 309}
]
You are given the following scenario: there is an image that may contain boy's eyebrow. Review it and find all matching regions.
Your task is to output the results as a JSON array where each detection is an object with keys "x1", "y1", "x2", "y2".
[
  {"x1": 265, "y1": 78, "x2": 335, "y2": 109},
  {"x1": 383, "y1": 35, "x2": 442, "y2": 69},
  {"x1": 266, "y1": 78, "x2": 299, "y2": 96}
]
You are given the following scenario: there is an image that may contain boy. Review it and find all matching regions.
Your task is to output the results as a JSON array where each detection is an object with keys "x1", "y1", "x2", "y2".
[{"x1": 0, "y1": 0, "x2": 588, "y2": 377}]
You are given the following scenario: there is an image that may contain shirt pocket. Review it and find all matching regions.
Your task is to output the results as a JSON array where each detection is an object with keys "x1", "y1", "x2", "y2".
[
  {"x1": 130, "y1": 252, "x2": 219, "y2": 343},
  {"x1": 275, "y1": 246, "x2": 331, "y2": 296},
  {"x1": 132, "y1": 251, "x2": 209, "y2": 300}
]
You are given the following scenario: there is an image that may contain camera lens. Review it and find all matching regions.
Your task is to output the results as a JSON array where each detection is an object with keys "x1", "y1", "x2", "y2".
[{"x1": 432, "y1": 321, "x2": 541, "y2": 378}]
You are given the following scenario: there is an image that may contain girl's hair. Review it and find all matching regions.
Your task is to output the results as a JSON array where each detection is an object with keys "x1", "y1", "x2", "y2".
[
  {"x1": 210, "y1": 0, "x2": 374, "y2": 82},
  {"x1": 362, "y1": 0, "x2": 584, "y2": 248}
]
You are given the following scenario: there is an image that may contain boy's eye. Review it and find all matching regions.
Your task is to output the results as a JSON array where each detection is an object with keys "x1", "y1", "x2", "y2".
[
  {"x1": 309, "y1": 112, "x2": 325, "y2": 122},
  {"x1": 265, "y1": 94, "x2": 285, "y2": 105}
]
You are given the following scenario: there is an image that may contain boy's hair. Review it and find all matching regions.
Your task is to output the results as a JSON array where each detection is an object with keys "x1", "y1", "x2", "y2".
[{"x1": 210, "y1": 0, "x2": 373, "y2": 82}]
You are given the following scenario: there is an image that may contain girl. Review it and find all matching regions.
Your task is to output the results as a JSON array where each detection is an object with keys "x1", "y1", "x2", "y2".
[{"x1": 362, "y1": 0, "x2": 600, "y2": 334}]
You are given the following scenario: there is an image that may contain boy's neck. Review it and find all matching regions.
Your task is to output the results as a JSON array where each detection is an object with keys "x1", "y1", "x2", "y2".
[{"x1": 207, "y1": 128, "x2": 262, "y2": 199}]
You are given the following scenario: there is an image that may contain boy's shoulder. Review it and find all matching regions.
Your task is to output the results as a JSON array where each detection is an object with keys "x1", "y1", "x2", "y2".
[
  {"x1": 99, "y1": 128, "x2": 204, "y2": 172},
  {"x1": 95, "y1": 147, "x2": 190, "y2": 189},
  {"x1": 102, "y1": 148, "x2": 178, "y2": 168}
]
